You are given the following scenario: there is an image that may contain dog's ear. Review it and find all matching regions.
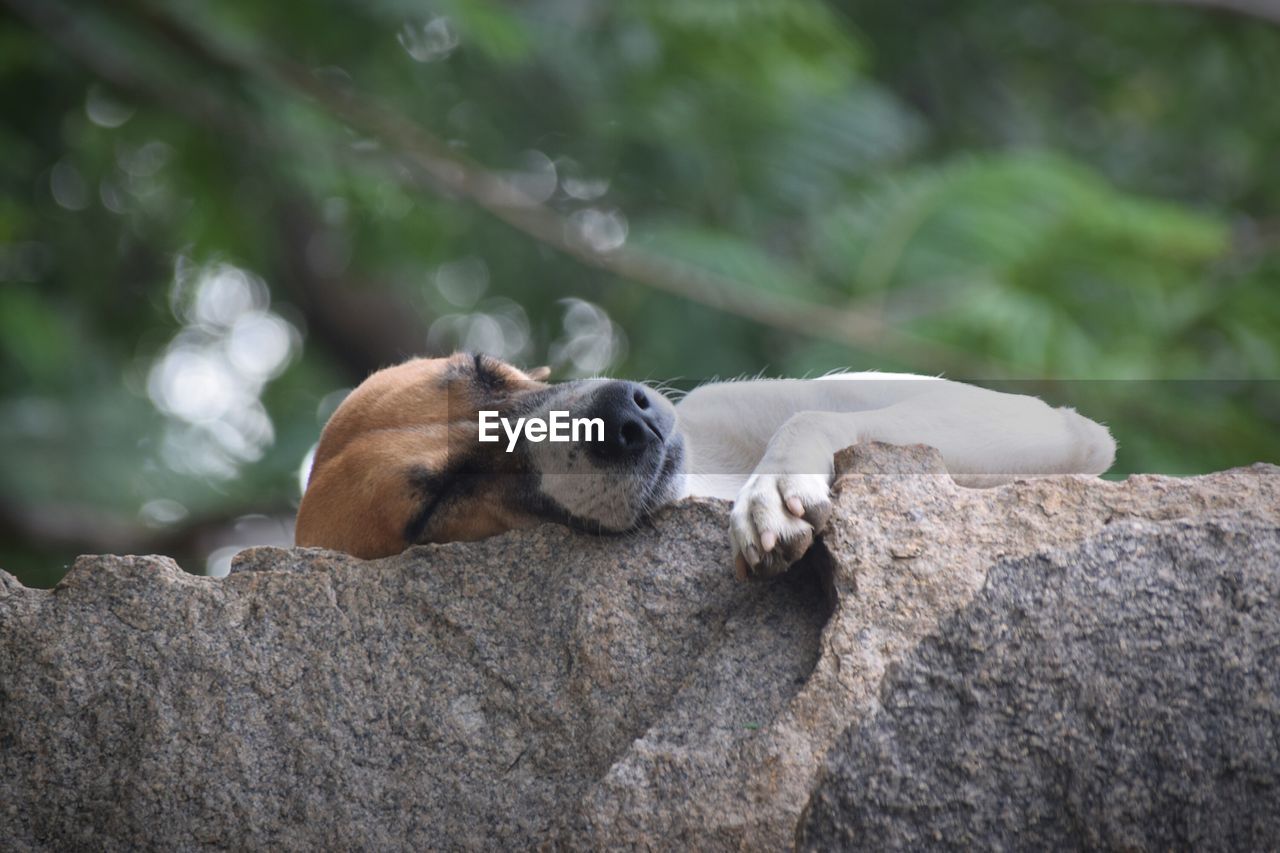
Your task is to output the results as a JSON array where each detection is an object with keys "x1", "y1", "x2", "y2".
[{"x1": 526, "y1": 365, "x2": 552, "y2": 381}]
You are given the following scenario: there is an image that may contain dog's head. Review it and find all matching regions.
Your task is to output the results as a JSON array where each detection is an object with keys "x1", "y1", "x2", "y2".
[{"x1": 295, "y1": 352, "x2": 686, "y2": 558}]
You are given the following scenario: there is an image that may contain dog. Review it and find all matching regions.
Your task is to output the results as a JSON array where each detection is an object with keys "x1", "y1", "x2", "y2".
[{"x1": 295, "y1": 352, "x2": 1116, "y2": 578}]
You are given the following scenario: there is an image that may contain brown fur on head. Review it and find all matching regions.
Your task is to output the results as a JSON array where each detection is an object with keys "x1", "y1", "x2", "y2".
[{"x1": 295, "y1": 352, "x2": 684, "y2": 559}]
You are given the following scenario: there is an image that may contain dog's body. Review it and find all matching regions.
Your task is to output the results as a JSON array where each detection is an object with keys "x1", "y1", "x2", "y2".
[{"x1": 296, "y1": 353, "x2": 1116, "y2": 578}]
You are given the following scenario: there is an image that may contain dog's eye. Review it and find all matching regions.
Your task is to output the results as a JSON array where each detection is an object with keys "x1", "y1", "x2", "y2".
[{"x1": 404, "y1": 465, "x2": 454, "y2": 543}]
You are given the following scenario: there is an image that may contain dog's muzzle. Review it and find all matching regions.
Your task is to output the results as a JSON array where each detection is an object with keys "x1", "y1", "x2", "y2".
[{"x1": 581, "y1": 381, "x2": 671, "y2": 462}]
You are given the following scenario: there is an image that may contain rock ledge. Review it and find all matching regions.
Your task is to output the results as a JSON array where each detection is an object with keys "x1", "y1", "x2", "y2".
[{"x1": 2, "y1": 444, "x2": 1277, "y2": 850}]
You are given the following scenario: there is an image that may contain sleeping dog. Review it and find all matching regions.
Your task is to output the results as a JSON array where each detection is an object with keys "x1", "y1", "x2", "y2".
[{"x1": 295, "y1": 352, "x2": 1116, "y2": 578}]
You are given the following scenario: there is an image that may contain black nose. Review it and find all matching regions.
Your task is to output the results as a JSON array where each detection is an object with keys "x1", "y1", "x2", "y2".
[{"x1": 585, "y1": 381, "x2": 665, "y2": 461}]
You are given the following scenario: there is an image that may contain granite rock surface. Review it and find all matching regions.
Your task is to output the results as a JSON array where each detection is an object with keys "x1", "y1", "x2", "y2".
[
  {"x1": 797, "y1": 518, "x2": 1280, "y2": 850},
  {"x1": 1, "y1": 443, "x2": 1276, "y2": 850}
]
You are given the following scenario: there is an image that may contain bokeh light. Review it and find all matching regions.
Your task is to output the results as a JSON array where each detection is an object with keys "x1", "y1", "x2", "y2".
[
  {"x1": 549, "y1": 298, "x2": 628, "y2": 376},
  {"x1": 398, "y1": 17, "x2": 460, "y2": 63},
  {"x1": 147, "y1": 259, "x2": 301, "y2": 480}
]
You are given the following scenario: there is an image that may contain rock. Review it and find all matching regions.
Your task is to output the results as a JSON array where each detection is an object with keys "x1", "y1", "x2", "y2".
[
  {"x1": 797, "y1": 517, "x2": 1280, "y2": 851},
  {"x1": 0, "y1": 501, "x2": 825, "y2": 851},
  {"x1": 1, "y1": 444, "x2": 1277, "y2": 850}
]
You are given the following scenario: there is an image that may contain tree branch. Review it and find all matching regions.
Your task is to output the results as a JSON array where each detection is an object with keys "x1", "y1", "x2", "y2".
[
  {"x1": 0, "y1": 0, "x2": 445, "y2": 379},
  {"x1": 274, "y1": 199, "x2": 433, "y2": 377},
  {"x1": 1126, "y1": 0, "x2": 1280, "y2": 26},
  {"x1": 0, "y1": 0, "x2": 262, "y2": 144},
  {"x1": 105, "y1": 0, "x2": 1008, "y2": 377}
]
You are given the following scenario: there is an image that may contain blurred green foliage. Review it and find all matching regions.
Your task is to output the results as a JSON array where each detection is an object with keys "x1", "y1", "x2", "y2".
[{"x1": 0, "y1": 0, "x2": 1277, "y2": 587}]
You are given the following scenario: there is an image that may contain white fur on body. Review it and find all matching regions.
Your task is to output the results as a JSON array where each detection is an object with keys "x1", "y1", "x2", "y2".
[{"x1": 672, "y1": 373, "x2": 1117, "y2": 575}]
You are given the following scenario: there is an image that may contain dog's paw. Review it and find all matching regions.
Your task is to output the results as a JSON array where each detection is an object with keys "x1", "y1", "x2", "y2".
[{"x1": 730, "y1": 472, "x2": 832, "y2": 580}]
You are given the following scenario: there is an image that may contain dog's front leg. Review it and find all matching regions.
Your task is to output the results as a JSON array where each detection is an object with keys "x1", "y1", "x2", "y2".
[
  {"x1": 730, "y1": 410, "x2": 847, "y2": 580},
  {"x1": 728, "y1": 388, "x2": 1117, "y2": 578}
]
